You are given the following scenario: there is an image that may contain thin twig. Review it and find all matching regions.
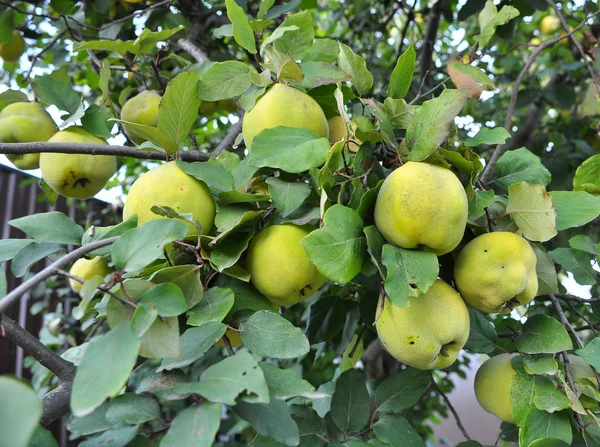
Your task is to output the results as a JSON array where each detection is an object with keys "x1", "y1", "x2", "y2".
[
  {"x1": 25, "y1": 29, "x2": 67, "y2": 81},
  {"x1": 0, "y1": 142, "x2": 210, "y2": 162},
  {"x1": 0, "y1": 1, "x2": 58, "y2": 20},
  {"x1": 221, "y1": 334, "x2": 235, "y2": 356},
  {"x1": 55, "y1": 269, "x2": 137, "y2": 309},
  {"x1": 556, "y1": 293, "x2": 600, "y2": 303},
  {"x1": 348, "y1": 325, "x2": 367, "y2": 359},
  {"x1": 0, "y1": 237, "x2": 118, "y2": 313},
  {"x1": 549, "y1": 294, "x2": 585, "y2": 349},
  {"x1": 210, "y1": 118, "x2": 244, "y2": 157},
  {"x1": 564, "y1": 300, "x2": 598, "y2": 336},
  {"x1": 431, "y1": 377, "x2": 472, "y2": 441}
]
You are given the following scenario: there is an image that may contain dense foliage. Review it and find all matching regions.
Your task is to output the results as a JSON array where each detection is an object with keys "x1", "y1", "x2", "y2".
[{"x1": 1, "y1": 0, "x2": 600, "y2": 446}]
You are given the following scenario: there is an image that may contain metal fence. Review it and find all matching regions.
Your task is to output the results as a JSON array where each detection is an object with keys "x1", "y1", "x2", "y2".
[{"x1": 0, "y1": 163, "x2": 120, "y2": 445}]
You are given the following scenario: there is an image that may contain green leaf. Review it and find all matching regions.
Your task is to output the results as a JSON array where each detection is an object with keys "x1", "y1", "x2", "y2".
[
  {"x1": 533, "y1": 246, "x2": 559, "y2": 295},
  {"x1": 522, "y1": 355, "x2": 558, "y2": 375},
  {"x1": 273, "y1": 10, "x2": 314, "y2": 60},
  {"x1": 549, "y1": 248, "x2": 597, "y2": 285},
  {"x1": 260, "y1": 26, "x2": 299, "y2": 53},
  {"x1": 301, "y1": 205, "x2": 365, "y2": 283},
  {"x1": 9, "y1": 211, "x2": 83, "y2": 245},
  {"x1": 375, "y1": 368, "x2": 431, "y2": 413},
  {"x1": 464, "y1": 307, "x2": 498, "y2": 354},
  {"x1": 139, "y1": 283, "x2": 187, "y2": 317},
  {"x1": 259, "y1": 363, "x2": 321, "y2": 400},
  {"x1": 388, "y1": 43, "x2": 415, "y2": 99},
  {"x1": 225, "y1": 0, "x2": 256, "y2": 53},
  {"x1": 266, "y1": 177, "x2": 312, "y2": 217},
  {"x1": 135, "y1": 370, "x2": 189, "y2": 401},
  {"x1": 0, "y1": 377, "x2": 42, "y2": 447},
  {"x1": 464, "y1": 127, "x2": 509, "y2": 147},
  {"x1": 158, "y1": 322, "x2": 226, "y2": 371},
  {"x1": 263, "y1": 47, "x2": 304, "y2": 83},
  {"x1": 305, "y1": 296, "x2": 347, "y2": 343},
  {"x1": 249, "y1": 127, "x2": 331, "y2": 173},
  {"x1": 576, "y1": 337, "x2": 600, "y2": 371},
  {"x1": 296, "y1": 62, "x2": 351, "y2": 89},
  {"x1": 197, "y1": 61, "x2": 253, "y2": 101},
  {"x1": 511, "y1": 373, "x2": 535, "y2": 426},
  {"x1": 494, "y1": 148, "x2": 552, "y2": 190},
  {"x1": 150, "y1": 265, "x2": 204, "y2": 309},
  {"x1": 506, "y1": 182, "x2": 557, "y2": 242},
  {"x1": 337, "y1": 43, "x2": 373, "y2": 96},
  {"x1": 105, "y1": 394, "x2": 160, "y2": 425},
  {"x1": 79, "y1": 426, "x2": 139, "y2": 447},
  {"x1": 158, "y1": 71, "x2": 201, "y2": 150},
  {"x1": 574, "y1": 154, "x2": 600, "y2": 194},
  {"x1": 569, "y1": 235, "x2": 598, "y2": 254},
  {"x1": 32, "y1": 75, "x2": 81, "y2": 114},
  {"x1": 519, "y1": 409, "x2": 572, "y2": 447},
  {"x1": 160, "y1": 402, "x2": 222, "y2": 447},
  {"x1": 176, "y1": 160, "x2": 234, "y2": 196},
  {"x1": 11, "y1": 242, "x2": 63, "y2": 278},
  {"x1": 81, "y1": 105, "x2": 115, "y2": 140},
  {"x1": 373, "y1": 415, "x2": 424, "y2": 447},
  {"x1": 0, "y1": 268, "x2": 6, "y2": 298},
  {"x1": 381, "y1": 244, "x2": 439, "y2": 307},
  {"x1": 176, "y1": 351, "x2": 269, "y2": 405},
  {"x1": 29, "y1": 426, "x2": 59, "y2": 447},
  {"x1": 406, "y1": 89, "x2": 469, "y2": 161},
  {"x1": 383, "y1": 97, "x2": 414, "y2": 128},
  {"x1": 71, "y1": 323, "x2": 142, "y2": 417},
  {"x1": 477, "y1": 2, "x2": 520, "y2": 49},
  {"x1": 111, "y1": 219, "x2": 189, "y2": 272},
  {"x1": 515, "y1": 315, "x2": 573, "y2": 354},
  {"x1": 533, "y1": 376, "x2": 570, "y2": 413},
  {"x1": 130, "y1": 305, "x2": 158, "y2": 337},
  {"x1": 330, "y1": 369, "x2": 370, "y2": 434},
  {"x1": 81, "y1": 215, "x2": 138, "y2": 256},
  {"x1": 112, "y1": 118, "x2": 178, "y2": 153},
  {"x1": 468, "y1": 189, "x2": 495, "y2": 220},
  {"x1": 550, "y1": 191, "x2": 600, "y2": 231},
  {"x1": 242, "y1": 310, "x2": 310, "y2": 359},
  {"x1": 235, "y1": 400, "x2": 300, "y2": 446},
  {"x1": 0, "y1": 9, "x2": 15, "y2": 44},
  {"x1": 0, "y1": 239, "x2": 33, "y2": 263},
  {"x1": 187, "y1": 287, "x2": 234, "y2": 326},
  {"x1": 210, "y1": 230, "x2": 255, "y2": 272},
  {"x1": 0, "y1": 90, "x2": 28, "y2": 110}
]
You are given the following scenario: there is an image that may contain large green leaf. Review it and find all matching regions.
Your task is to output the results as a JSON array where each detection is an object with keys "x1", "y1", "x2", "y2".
[
  {"x1": 0, "y1": 377, "x2": 43, "y2": 447},
  {"x1": 9, "y1": 211, "x2": 83, "y2": 245},
  {"x1": 273, "y1": 10, "x2": 314, "y2": 60},
  {"x1": 197, "y1": 61, "x2": 253, "y2": 101},
  {"x1": 111, "y1": 219, "x2": 189, "y2": 272},
  {"x1": 337, "y1": 43, "x2": 373, "y2": 96},
  {"x1": 576, "y1": 337, "x2": 600, "y2": 371},
  {"x1": 381, "y1": 244, "x2": 439, "y2": 307},
  {"x1": 477, "y1": 2, "x2": 520, "y2": 49},
  {"x1": 105, "y1": 394, "x2": 161, "y2": 425},
  {"x1": 176, "y1": 351, "x2": 269, "y2": 405},
  {"x1": 71, "y1": 323, "x2": 142, "y2": 417},
  {"x1": 225, "y1": 0, "x2": 256, "y2": 54},
  {"x1": 330, "y1": 369, "x2": 370, "y2": 434},
  {"x1": 375, "y1": 368, "x2": 431, "y2": 413},
  {"x1": 515, "y1": 315, "x2": 573, "y2": 354},
  {"x1": 573, "y1": 154, "x2": 600, "y2": 194},
  {"x1": 549, "y1": 248, "x2": 597, "y2": 285},
  {"x1": 464, "y1": 307, "x2": 498, "y2": 354},
  {"x1": 248, "y1": 126, "x2": 331, "y2": 173},
  {"x1": 405, "y1": 89, "x2": 469, "y2": 161},
  {"x1": 158, "y1": 71, "x2": 201, "y2": 150},
  {"x1": 301, "y1": 205, "x2": 365, "y2": 283},
  {"x1": 158, "y1": 322, "x2": 227, "y2": 371},
  {"x1": 550, "y1": 191, "x2": 600, "y2": 231},
  {"x1": 186, "y1": 287, "x2": 235, "y2": 326},
  {"x1": 259, "y1": 363, "x2": 322, "y2": 400},
  {"x1": 373, "y1": 415, "x2": 424, "y2": 447},
  {"x1": 242, "y1": 310, "x2": 310, "y2": 359},
  {"x1": 160, "y1": 402, "x2": 222, "y2": 447},
  {"x1": 266, "y1": 177, "x2": 312, "y2": 217},
  {"x1": 235, "y1": 400, "x2": 300, "y2": 446},
  {"x1": 494, "y1": 148, "x2": 551, "y2": 190},
  {"x1": 388, "y1": 43, "x2": 415, "y2": 99}
]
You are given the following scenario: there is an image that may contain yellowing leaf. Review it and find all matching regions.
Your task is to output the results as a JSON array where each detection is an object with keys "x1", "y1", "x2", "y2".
[{"x1": 506, "y1": 182, "x2": 557, "y2": 242}]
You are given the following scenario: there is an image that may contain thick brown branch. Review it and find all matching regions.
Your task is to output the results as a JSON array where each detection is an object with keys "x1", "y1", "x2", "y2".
[
  {"x1": 0, "y1": 237, "x2": 118, "y2": 313},
  {"x1": 0, "y1": 142, "x2": 210, "y2": 162},
  {"x1": 0, "y1": 315, "x2": 76, "y2": 426},
  {"x1": 420, "y1": 0, "x2": 445, "y2": 87}
]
